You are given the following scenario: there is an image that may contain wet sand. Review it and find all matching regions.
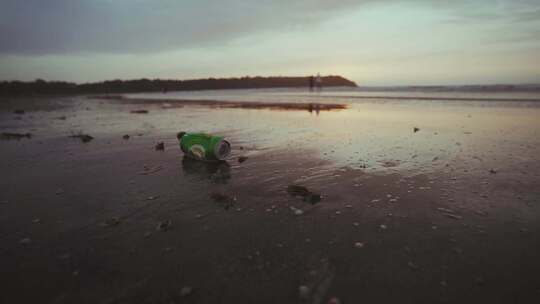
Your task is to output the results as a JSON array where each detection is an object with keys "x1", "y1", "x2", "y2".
[{"x1": 1, "y1": 95, "x2": 540, "y2": 303}]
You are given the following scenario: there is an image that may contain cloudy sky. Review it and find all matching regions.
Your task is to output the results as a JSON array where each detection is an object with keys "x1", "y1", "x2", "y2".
[{"x1": 1, "y1": 0, "x2": 540, "y2": 85}]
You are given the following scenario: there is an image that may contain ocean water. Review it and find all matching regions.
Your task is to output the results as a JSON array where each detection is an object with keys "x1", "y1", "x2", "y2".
[{"x1": 126, "y1": 86, "x2": 540, "y2": 106}]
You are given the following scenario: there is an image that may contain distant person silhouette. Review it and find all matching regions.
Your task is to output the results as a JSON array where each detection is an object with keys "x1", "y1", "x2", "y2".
[
  {"x1": 309, "y1": 76, "x2": 315, "y2": 91},
  {"x1": 315, "y1": 73, "x2": 322, "y2": 91}
]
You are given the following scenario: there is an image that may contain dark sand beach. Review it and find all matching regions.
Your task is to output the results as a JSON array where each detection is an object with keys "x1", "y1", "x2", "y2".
[{"x1": 1, "y1": 91, "x2": 540, "y2": 303}]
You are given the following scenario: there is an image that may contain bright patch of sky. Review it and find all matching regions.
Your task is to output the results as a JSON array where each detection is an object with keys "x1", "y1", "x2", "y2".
[{"x1": 1, "y1": 0, "x2": 539, "y2": 85}]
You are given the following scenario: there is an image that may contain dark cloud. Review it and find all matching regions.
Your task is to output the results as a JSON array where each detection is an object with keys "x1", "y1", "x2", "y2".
[
  {"x1": 1, "y1": 0, "x2": 539, "y2": 55},
  {"x1": 0, "y1": 0, "x2": 366, "y2": 55}
]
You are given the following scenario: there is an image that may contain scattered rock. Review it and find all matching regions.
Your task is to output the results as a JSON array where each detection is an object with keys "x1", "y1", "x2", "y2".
[
  {"x1": 379, "y1": 224, "x2": 387, "y2": 230},
  {"x1": 19, "y1": 238, "x2": 31, "y2": 245},
  {"x1": 102, "y1": 217, "x2": 121, "y2": 227},
  {"x1": 445, "y1": 213, "x2": 463, "y2": 220},
  {"x1": 13, "y1": 109, "x2": 25, "y2": 114},
  {"x1": 146, "y1": 196, "x2": 159, "y2": 200},
  {"x1": 1, "y1": 132, "x2": 32, "y2": 140},
  {"x1": 32, "y1": 218, "x2": 41, "y2": 224},
  {"x1": 437, "y1": 207, "x2": 463, "y2": 219},
  {"x1": 413, "y1": 127, "x2": 420, "y2": 133},
  {"x1": 238, "y1": 156, "x2": 248, "y2": 163},
  {"x1": 298, "y1": 285, "x2": 310, "y2": 299},
  {"x1": 156, "y1": 220, "x2": 172, "y2": 231},
  {"x1": 489, "y1": 169, "x2": 497, "y2": 174},
  {"x1": 287, "y1": 185, "x2": 321, "y2": 204},
  {"x1": 354, "y1": 242, "x2": 364, "y2": 248},
  {"x1": 210, "y1": 192, "x2": 236, "y2": 210},
  {"x1": 290, "y1": 206, "x2": 304, "y2": 216},
  {"x1": 130, "y1": 110, "x2": 149, "y2": 114},
  {"x1": 287, "y1": 185, "x2": 310, "y2": 196},
  {"x1": 180, "y1": 286, "x2": 193, "y2": 297},
  {"x1": 70, "y1": 134, "x2": 93, "y2": 143},
  {"x1": 155, "y1": 142, "x2": 164, "y2": 150},
  {"x1": 408, "y1": 261, "x2": 419, "y2": 270},
  {"x1": 122, "y1": 134, "x2": 130, "y2": 140},
  {"x1": 56, "y1": 116, "x2": 67, "y2": 120},
  {"x1": 327, "y1": 297, "x2": 341, "y2": 304},
  {"x1": 437, "y1": 207, "x2": 454, "y2": 213}
]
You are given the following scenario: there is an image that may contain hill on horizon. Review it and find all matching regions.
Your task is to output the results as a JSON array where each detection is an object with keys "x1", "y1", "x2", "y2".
[{"x1": 0, "y1": 75, "x2": 357, "y2": 96}]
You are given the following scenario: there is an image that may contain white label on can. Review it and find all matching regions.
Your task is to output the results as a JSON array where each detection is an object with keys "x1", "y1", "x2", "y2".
[{"x1": 189, "y1": 144, "x2": 206, "y2": 160}]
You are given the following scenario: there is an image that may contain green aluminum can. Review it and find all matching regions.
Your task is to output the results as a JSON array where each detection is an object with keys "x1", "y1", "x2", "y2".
[{"x1": 177, "y1": 132, "x2": 231, "y2": 161}]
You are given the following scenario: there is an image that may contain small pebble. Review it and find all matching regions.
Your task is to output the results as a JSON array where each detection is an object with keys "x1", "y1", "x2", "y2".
[
  {"x1": 180, "y1": 286, "x2": 193, "y2": 297},
  {"x1": 328, "y1": 297, "x2": 341, "y2": 304},
  {"x1": 19, "y1": 238, "x2": 31, "y2": 245},
  {"x1": 155, "y1": 142, "x2": 165, "y2": 150},
  {"x1": 354, "y1": 242, "x2": 364, "y2": 249},
  {"x1": 298, "y1": 285, "x2": 310, "y2": 299},
  {"x1": 156, "y1": 220, "x2": 172, "y2": 231}
]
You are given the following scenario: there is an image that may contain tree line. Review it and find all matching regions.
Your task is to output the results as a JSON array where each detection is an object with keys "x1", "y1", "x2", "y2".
[{"x1": 0, "y1": 76, "x2": 357, "y2": 96}]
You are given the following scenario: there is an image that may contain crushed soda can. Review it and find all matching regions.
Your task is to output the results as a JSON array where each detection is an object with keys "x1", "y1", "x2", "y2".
[{"x1": 177, "y1": 132, "x2": 231, "y2": 161}]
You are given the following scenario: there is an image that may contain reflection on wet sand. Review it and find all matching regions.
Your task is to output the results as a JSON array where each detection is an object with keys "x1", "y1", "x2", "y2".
[{"x1": 98, "y1": 95, "x2": 347, "y2": 112}]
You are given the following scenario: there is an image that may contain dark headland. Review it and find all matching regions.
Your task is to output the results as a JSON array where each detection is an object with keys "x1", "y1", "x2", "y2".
[{"x1": 0, "y1": 75, "x2": 357, "y2": 96}]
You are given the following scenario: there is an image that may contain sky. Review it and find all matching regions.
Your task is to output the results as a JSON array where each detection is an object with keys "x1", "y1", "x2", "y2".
[{"x1": 1, "y1": 0, "x2": 540, "y2": 85}]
